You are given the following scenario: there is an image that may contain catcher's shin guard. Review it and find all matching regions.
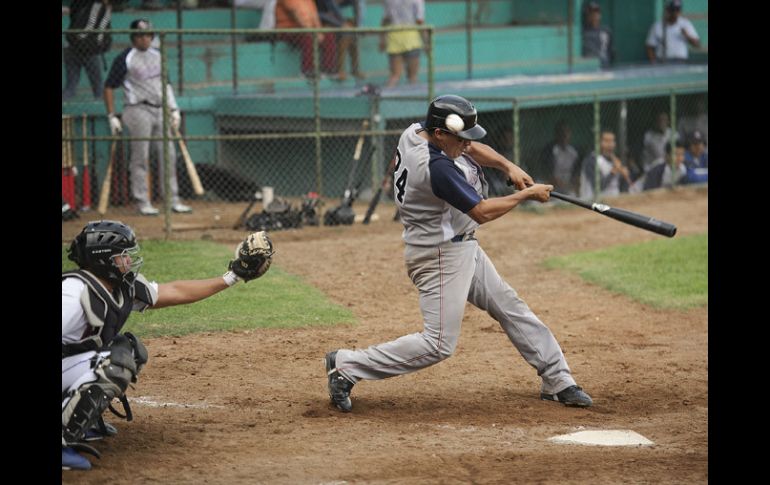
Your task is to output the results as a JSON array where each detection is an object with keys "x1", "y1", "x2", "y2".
[
  {"x1": 62, "y1": 346, "x2": 138, "y2": 444},
  {"x1": 62, "y1": 384, "x2": 111, "y2": 445}
]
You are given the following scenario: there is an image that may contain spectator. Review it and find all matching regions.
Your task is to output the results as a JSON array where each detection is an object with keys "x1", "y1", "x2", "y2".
[
  {"x1": 538, "y1": 120, "x2": 580, "y2": 196},
  {"x1": 380, "y1": 0, "x2": 428, "y2": 88},
  {"x1": 641, "y1": 112, "x2": 673, "y2": 172},
  {"x1": 683, "y1": 130, "x2": 708, "y2": 184},
  {"x1": 579, "y1": 130, "x2": 633, "y2": 200},
  {"x1": 63, "y1": 0, "x2": 113, "y2": 101},
  {"x1": 581, "y1": 1, "x2": 614, "y2": 69},
  {"x1": 275, "y1": 0, "x2": 336, "y2": 78},
  {"x1": 633, "y1": 141, "x2": 687, "y2": 191},
  {"x1": 103, "y1": 18, "x2": 193, "y2": 216},
  {"x1": 678, "y1": 98, "x2": 708, "y2": 146},
  {"x1": 337, "y1": 0, "x2": 367, "y2": 81},
  {"x1": 645, "y1": 0, "x2": 700, "y2": 64}
]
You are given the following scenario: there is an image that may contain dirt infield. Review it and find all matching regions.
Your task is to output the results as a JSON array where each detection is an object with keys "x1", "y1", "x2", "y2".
[{"x1": 62, "y1": 186, "x2": 708, "y2": 484}]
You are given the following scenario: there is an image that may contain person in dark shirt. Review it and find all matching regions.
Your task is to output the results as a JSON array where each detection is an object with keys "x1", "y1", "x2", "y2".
[{"x1": 581, "y1": 1, "x2": 614, "y2": 69}]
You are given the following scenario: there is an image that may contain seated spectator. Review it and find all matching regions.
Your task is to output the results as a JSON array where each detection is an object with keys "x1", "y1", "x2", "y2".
[
  {"x1": 645, "y1": 0, "x2": 700, "y2": 64},
  {"x1": 683, "y1": 130, "x2": 708, "y2": 184},
  {"x1": 579, "y1": 130, "x2": 633, "y2": 200},
  {"x1": 633, "y1": 141, "x2": 687, "y2": 191},
  {"x1": 581, "y1": 1, "x2": 614, "y2": 69},
  {"x1": 678, "y1": 98, "x2": 708, "y2": 146},
  {"x1": 315, "y1": 0, "x2": 366, "y2": 81},
  {"x1": 538, "y1": 120, "x2": 580, "y2": 196},
  {"x1": 275, "y1": 0, "x2": 336, "y2": 78},
  {"x1": 336, "y1": 0, "x2": 366, "y2": 81},
  {"x1": 641, "y1": 112, "x2": 673, "y2": 172}
]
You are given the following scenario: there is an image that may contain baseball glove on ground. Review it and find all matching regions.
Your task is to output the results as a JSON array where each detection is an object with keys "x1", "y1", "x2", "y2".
[{"x1": 229, "y1": 231, "x2": 274, "y2": 282}]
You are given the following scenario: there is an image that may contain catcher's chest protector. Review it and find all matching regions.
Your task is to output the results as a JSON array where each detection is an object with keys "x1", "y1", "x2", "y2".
[{"x1": 61, "y1": 270, "x2": 154, "y2": 356}]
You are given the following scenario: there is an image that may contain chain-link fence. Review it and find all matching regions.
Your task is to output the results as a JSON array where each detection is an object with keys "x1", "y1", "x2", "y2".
[{"x1": 62, "y1": 3, "x2": 707, "y2": 236}]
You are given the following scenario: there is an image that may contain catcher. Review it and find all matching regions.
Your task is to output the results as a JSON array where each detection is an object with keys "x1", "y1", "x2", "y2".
[{"x1": 62, "y1": 220, "x2": 273, "y2": 471}]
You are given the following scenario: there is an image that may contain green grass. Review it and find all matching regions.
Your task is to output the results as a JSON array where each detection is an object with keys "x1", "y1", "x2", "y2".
[
  {"x1": 62, "y1": 240, "x2": 355, "y2": 337},
  {"x1": 544, "y1": 233, "x2": 708, "y2": 309}
]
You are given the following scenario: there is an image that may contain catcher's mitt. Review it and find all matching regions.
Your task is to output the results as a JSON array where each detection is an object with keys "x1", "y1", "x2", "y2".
[{"x1": 229, "y1": 231, "x2": 274, "y2": 282}]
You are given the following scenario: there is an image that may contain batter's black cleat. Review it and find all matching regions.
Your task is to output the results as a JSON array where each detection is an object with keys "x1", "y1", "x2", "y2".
[
  {"x1": 325, "y1": 351, "x2": 354, "y2": 412},
  {"x1": 541, "y1": 385, "x2": 593, "y2": 408}
]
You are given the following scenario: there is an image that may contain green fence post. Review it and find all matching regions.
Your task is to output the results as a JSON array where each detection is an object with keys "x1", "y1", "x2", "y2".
[
  {"x1": 513, "y1": 99, "x2": 520, "y2": 166},
  {"x1": 669, "y1": 90, "x2": 678, "y2": 187},
  {"x1": 466, "y1": 0, "x2": 473, "y2": 80},
  {"x1": 593, "y1": 95, "x2": 601, "y2": 202},
  {"x1": 231, "y1": 4, "x2": 238, "y2": 94},
  {"x1": 428, "y1": 27, "x2": 434, "y2": 102},
  {"x1": 176, "y1": 3, "x2": 184, "y2": 95},
  {"x1": 567, "y1": 0, "x2": 575, "y2": 74},
  {"x1": 160, "y1": 32, "x2": 171, "y2": 239},
  {"x1": 313, "y1": 31, "x2": 323, "y2": 196}
]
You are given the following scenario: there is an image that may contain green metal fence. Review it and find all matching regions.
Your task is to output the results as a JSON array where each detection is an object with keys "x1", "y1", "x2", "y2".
[{"x1": 62, "y1": 24, "x2": 706, "y2": 237}]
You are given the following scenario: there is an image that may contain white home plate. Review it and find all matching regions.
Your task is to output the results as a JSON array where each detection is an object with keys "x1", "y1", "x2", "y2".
[{"x1": 548, "y1": 430, "x2": 654, "y2": 446}]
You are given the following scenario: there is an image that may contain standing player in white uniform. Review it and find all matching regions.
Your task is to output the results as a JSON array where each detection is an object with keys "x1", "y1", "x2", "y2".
[
  {"x1": 103, "y1": 18, "x2": 192, "y2": 216},
  {"x1": 62, "y1": 220, "x2": 273, "y2": 470},
  {"x1": 325, "y1": 95, "x2": 592, "y2": 412}
]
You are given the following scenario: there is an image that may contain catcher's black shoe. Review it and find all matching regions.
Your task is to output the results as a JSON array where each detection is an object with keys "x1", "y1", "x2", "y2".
[
  {"x1": 541, "y1": 385, "x2": 593, "y2": 407},
  {"x1": 325, "y1": 351, "x2": 354, "y2": 412}
]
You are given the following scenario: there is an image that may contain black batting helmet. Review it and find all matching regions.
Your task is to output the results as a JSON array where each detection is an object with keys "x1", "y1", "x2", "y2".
[
  {"x1": 68, "y1": 220, "x2": 143, "y2": 285},
  {"x1": 424, "y1": 94, "x2": 487, "y2": 141},
  {"x1": 130, "y1": 18, "x2": 154, "y2": 39}
]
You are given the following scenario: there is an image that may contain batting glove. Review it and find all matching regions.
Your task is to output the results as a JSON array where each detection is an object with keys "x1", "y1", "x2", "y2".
[
  {"x1": 170, "y1": 109, "x2": 181, "y2": 131},
  {"x1": 108, "y1": 114, "x2": 122, "y2": 135}
]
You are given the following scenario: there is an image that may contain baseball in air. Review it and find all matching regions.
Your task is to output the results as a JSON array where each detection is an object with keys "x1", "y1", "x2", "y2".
[{"x1": 445, "y1": 114, "x2": 464, "y2": 133}]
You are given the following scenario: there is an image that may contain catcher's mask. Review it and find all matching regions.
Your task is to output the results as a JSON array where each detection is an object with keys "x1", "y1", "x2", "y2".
[
  {"x1": 68, "y1": 220, "x2": 143, "y2": 286},
  {"x1": 424, "y1": 94, "x2": 487, "y2": 141}
]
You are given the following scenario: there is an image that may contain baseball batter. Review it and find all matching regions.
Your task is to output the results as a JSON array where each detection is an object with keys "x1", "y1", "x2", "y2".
[
  {"x1": 62, "y1": 220, "x2": 273, "y2": 470},
  {"x1": 103, "y1": 18, "x2": 191, "y2": 216},
  {"x1": 326, "y1": 95, "x2": 592, "y2": 412}
]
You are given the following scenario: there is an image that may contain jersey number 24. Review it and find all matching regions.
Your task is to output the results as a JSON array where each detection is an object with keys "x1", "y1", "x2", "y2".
[{"x1": 394, "y1": 148, "x2": 408, "y2": 204}]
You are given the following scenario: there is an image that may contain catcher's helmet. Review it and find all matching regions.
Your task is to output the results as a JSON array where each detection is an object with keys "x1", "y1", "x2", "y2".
[
  {"x1": 68, "y1": 220, "x2": 143, "y2": 285},
  {"x1": 130, "y1": 18, "x2": 154, "y2": 39},
  {"x1": 424, "y1": 94, "x2": 487, "y2": 141}
]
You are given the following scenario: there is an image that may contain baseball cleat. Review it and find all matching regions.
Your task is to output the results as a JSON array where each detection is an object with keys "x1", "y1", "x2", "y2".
[
  {"x1": 62, "y1": 447, "x2": 92, "y2": 471},
  {"x1": 84, "y1": 421, "x2": 118, "y2": 442},
  {"x1": 541, "y1": 385, "x2": 593, "y2": 407},
  {"x1": 325, "y1": 351, "x2": 354, "y2": 412}
]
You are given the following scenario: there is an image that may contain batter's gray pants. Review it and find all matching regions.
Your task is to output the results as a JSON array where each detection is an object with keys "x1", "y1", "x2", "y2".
[
  {"x1": 335, "y1": 239, "x2": 577, "y2": 395},
  {"x1": 122, "y1": 104, "x2": 181, "y2": 209}
]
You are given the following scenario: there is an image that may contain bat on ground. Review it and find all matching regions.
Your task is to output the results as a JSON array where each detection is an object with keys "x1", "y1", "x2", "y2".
[
  {"x1": 81, "y1": 114, "x2": 91, "y2": 210},
  {"x1": 97, "y1": 141, "x2": 118, "y2": 215},
  {"x1": 233, "y1": 191, "x2": 260, "y2": 230},
  {"x1": 173, "y1": 126, "x2": 205, "y2": 196},
  {"x1": 62, "y1": 116, "x2": 77, "y2": 209},
  {"x1": 363, "y1": 153, "x2": 397, "y2": 224},
  {"x1": 549, "y1": 191, "x2": 677, "y2": 237}
]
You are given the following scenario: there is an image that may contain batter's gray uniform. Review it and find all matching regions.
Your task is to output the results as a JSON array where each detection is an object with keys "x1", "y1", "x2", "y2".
[
  {"x1": 105, "y1": 47, "x2": 182, "y2": 210},
  {"x1": 334, "y1": 123, "x2": 577, "y2": 396}
]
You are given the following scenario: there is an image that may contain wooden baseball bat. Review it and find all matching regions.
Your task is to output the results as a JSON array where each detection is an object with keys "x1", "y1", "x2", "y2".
[
  {"x1": 81, "y1": 114, "x2": 91, "y2": 210},
  {"x1": 62, "y1": 116, "x2": 77, "y2": 209},
  {"x1": 363, "y1": 153, "x2": 397, "y2": 224},
  {"x1": 233, "y1": 192, "x2": 260, "y2": 230},
  {"x1": 97, "y1": 141, "x2": 118, "y2": 215},
  {"x1": 173, "y1": 126, "x2": 205, "y2": 196}
]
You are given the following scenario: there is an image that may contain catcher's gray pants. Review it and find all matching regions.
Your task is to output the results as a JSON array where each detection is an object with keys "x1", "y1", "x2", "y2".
[
  {"x1": 335, "y1": 239, "x2": 576, "y2": 395},
  {"x1": 122, "y1": 104, "x2": 181, "y2": 209}
]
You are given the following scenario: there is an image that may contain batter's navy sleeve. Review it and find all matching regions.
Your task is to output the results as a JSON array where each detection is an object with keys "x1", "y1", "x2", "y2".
[
  {"x1": 429, "y1": 152, "x2": 482, "y2": 213},
  {"x1": 104, "y1": 48, "x2": 130, "y2": 89}
]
